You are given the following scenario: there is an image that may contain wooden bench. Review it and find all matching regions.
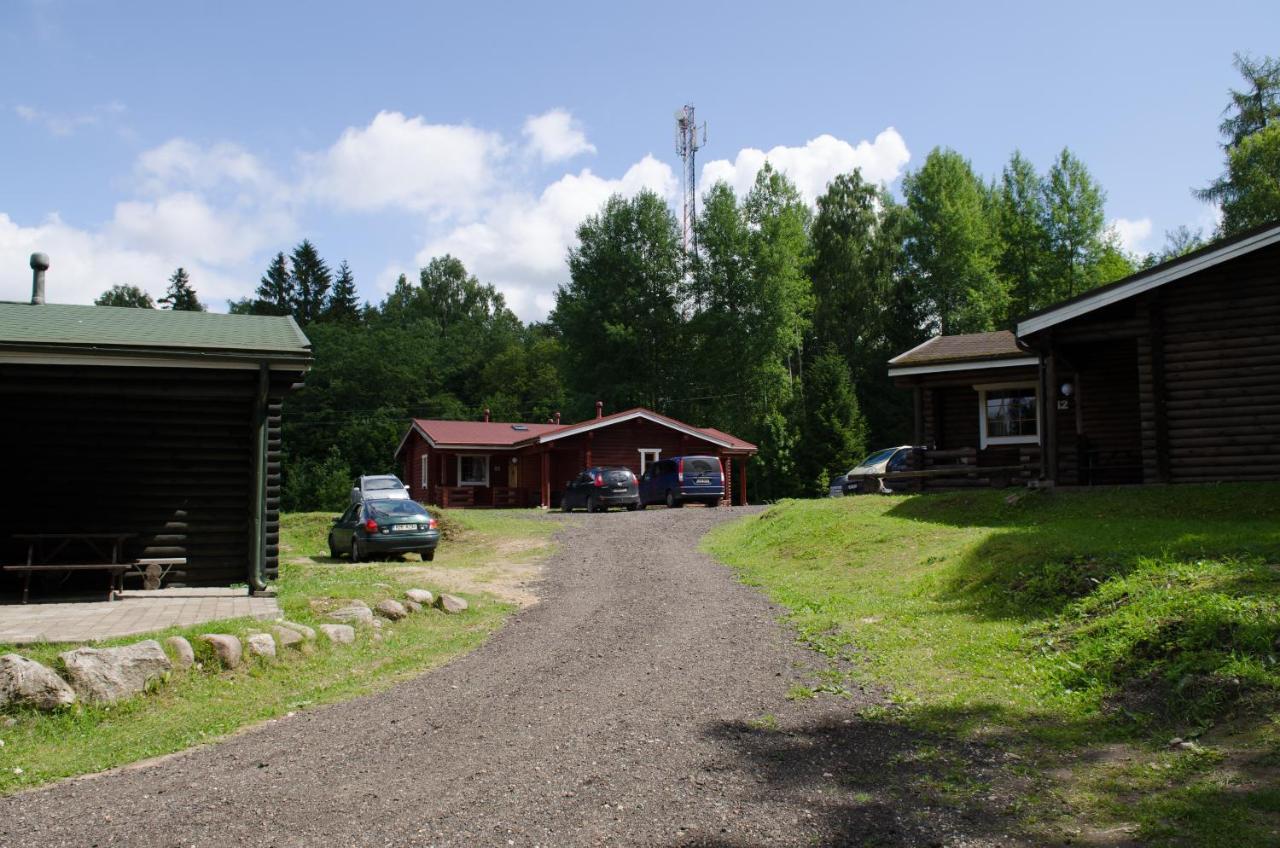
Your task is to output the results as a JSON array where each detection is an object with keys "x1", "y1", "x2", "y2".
[{"x1": 2, "y1": 563, "x2": 131, "y2": 604}]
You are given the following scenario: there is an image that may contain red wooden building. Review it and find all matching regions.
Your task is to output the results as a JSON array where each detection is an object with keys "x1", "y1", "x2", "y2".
[{"x1": 395, "y1": 405, "x2": 757, "y2": 508}]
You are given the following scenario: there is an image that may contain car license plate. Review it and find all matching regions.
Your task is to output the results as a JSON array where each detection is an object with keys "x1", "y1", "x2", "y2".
[
  {"x1": 391, "y1": 523, "x2": 418, "y2": 531},
  {"x1": 613, "y1": 487, "x2": 627, "y2": 493},
  {"x1": 695, "y1": 477, "x2": 710, "y2": 485}
]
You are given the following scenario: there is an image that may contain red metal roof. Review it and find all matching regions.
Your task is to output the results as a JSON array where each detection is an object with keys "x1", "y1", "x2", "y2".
[{"x1": 401, "y1": 407, "x2": 757, "y2": 453}]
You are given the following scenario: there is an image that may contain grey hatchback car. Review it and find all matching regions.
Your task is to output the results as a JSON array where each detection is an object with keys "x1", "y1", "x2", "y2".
[{"x1": 329, "y1": 499, "x2": 440, "y2": 562}]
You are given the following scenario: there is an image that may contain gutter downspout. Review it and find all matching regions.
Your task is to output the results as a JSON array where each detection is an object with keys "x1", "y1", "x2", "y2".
[{"x1": 249, "y1": 362, "x2": 270, "y2": 592}]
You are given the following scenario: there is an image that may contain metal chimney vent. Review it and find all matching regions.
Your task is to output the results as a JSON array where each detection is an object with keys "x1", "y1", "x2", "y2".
[{"x1": 29, "y1": 252, "x2": 49, "y2": 305}]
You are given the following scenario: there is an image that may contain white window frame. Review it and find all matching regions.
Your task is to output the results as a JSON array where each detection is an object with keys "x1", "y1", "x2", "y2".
[
  {"x1": 420, "y1": 454, "x2": 430, "y2": 491},
  {"x1": 638, "y1": 448, "x2": 661, "y2": 474},
  {"x1": 457, "y1": 454, "x2": 490, "y2": 487},
  {"x1": 975, "y1": 382, "x2": 1040, "y2": 449}
]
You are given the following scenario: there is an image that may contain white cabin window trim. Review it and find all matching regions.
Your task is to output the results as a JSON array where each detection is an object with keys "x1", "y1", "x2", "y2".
[
  {"x1": 975, "y1": 382, "x2": 1040, "y2": 449},
  {"x1": 638, "y1": 448, "x2": 661, "y2": 474},
  {"x1": 457, "y1": 454, "x2": 490, "y2": 487},
  {"x1": 420, "y1": 454, "x2": 430, "y2": 491}
]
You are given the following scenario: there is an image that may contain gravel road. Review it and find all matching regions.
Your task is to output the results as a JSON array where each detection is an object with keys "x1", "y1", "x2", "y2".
[{"x1": 2, "y1": 507, "x2": 1023, "y2": 847}]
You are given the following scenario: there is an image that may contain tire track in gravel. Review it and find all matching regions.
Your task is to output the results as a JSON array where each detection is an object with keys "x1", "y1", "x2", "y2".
[{"x1": 1, "y1": 507, "x2": 1028, "y2": 847}]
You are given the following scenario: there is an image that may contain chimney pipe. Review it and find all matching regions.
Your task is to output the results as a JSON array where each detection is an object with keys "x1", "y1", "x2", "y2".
[
  {"x1": 483, "y1": 408, "x2": 491, "y2": 423},
  {"x1": 554, "y1": 411, "x2": 561, "y2": 425},
  {"x1": 30, "y1": 253, "x2": 49, "y2": 305},
  {"x1": 595, "y1": 401, "x2": 603, "y2": 419}
]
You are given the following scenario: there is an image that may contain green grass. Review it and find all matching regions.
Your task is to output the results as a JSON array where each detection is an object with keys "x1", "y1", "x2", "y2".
[
  {"x1": 0, "y1": 509, "x2": 558, "y2": 795},
  {"x1": 704, "y1": 484, "x2": 1280, "y2": 845}
]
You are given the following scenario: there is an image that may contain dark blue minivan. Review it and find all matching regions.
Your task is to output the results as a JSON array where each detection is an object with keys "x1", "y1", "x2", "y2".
[{"x1": 639, "y1": 455, "x2": 724, "y2": 508}]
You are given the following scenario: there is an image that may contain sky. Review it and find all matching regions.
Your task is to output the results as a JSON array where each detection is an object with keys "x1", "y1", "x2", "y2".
[{"x1": 1, "y1": 1, "x2": 1276, "y2": 320}]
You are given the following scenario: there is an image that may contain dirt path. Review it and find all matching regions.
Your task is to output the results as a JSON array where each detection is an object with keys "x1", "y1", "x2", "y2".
[{"x1": 2, "y1": 508, "x2": 1024, "y2": 847}]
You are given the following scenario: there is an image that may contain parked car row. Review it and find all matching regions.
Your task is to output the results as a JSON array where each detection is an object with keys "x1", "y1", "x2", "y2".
[
  {"x1": 561, "y1": 455, "x2": 726, "y2": 513},
  {"x1": 331, "y1": 475, "x2": 440, "y2": 563}
]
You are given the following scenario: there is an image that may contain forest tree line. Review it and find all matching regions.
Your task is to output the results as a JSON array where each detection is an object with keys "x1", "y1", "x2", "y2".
[{"x1": 97, "y1": 55, "x2": 1280, "y2": 509}]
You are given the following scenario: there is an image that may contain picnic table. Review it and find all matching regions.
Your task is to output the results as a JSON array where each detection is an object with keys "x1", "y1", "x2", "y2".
[{"x1": 5, "y1": 532, "x2": 137, "y2": 604}]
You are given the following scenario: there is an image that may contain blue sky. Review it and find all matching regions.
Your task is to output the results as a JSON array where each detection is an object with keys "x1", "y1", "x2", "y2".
[{"x1": 2, "y1": 0, "x2": 1276, "y2": 318}]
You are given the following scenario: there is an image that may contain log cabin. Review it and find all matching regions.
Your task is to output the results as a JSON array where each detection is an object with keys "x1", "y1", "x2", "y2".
[
  {"x1": 887, "y1": 219, "x2": 1280, "y2": 487},
  {"x1": 1, "y1": 258, "x2": 311, "y2": 595},
  {"x1": 395, "y1": 405, "x2": 757, "y2": 508}
]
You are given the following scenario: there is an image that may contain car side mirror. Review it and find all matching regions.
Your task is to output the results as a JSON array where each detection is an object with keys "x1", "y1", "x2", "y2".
[{"x1": 404, "y1": 485, "x2": 410, "y2": 491}]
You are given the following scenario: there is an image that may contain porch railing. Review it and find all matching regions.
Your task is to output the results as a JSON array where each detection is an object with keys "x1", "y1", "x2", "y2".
[{"x1": 863, "y1": 446, "x2": 1039, "y2": 493}]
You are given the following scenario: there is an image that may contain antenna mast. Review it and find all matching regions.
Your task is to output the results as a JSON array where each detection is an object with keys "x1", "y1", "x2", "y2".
[{"x1": 674, "y1": 104, "x2": 706, "y2": 259}]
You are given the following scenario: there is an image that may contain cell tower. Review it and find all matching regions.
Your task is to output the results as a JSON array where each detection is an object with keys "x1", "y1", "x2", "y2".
[{"x1": 675, "y1": 104, "x2": 706, "y2": 258}]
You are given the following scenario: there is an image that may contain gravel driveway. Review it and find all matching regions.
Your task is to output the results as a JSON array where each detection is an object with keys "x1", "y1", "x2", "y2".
[{"x1": 2, "y1": 507, "x2": 1023, "y2": 847}]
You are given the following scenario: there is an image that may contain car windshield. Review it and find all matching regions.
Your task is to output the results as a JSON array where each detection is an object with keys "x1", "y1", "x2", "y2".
[
  {"x1": 364, "y1": 477, "x2": 402, "y2": 490},
  {"x1": 368, "y1": 501, "x2": 429, "y2": 520},
  {"x1": 855, "y1": 449, "x2": 898, "y2": 469},
  {"x1": 683, "y1": 457, "x2": 719, "y2": 475}
]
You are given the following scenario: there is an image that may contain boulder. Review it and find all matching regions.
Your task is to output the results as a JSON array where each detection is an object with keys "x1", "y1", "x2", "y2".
[
  {"x1": 200, "y1": 634, "x2": 243, "y2": 669},
  {"x1": 59, "y1": 640, "x2": 171, "y2": 704},
  {"x1": 0, "y1": 654, "x2": 76, "y2": 710},
  {"x1": 278, "y1": 621, "x2": 316, "y2": 641},
  {"x1": 435, "y1": 593, "x2": 469, "y2": 614},
  {"x1": 164, "y1": 636, "x2": 195, "y2": 669},
  {"x1": 245, "y1": 633, "x2": 276, "y2": 659},
  {"x1": 319, "y1": 624, "x2": 355, "y2": 645},
  {"x1": 272, "y1": 626, "x2": 304, "y2": 649},
  {"x1": 403, "y1": 599, "x2": 423, "y2": 614},
  {"x1": 405, "y1": 588, "x2": 435, "y2": 606},
  {"x1": 328, "y1": 604, "x2": 374, "y2": 626},
  {"x1": 375, "y1": 599, "x2": 408, "y2": 621}
]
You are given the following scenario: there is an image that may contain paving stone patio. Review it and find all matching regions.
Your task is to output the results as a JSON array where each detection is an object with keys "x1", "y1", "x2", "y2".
[{"x1": 0, "y1": 588, "x2": 281, "y2": 644}]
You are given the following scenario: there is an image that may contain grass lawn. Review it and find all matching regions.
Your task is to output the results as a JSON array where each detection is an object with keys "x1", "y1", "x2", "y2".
[
  {"x1": 0, "y1": 508, "x2": 558, "y2": 795},
  {"x1": 705, "y1": 484, "x2": 1280, "y2": 846}
]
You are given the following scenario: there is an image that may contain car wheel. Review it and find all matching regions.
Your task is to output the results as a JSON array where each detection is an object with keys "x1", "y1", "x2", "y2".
[
  {"x1": 626, "y1": 502, "x2": 639, "y2": 512},
  {"x1": 327, "y1": 534, "x2": 339, "y2": 559},
  {"x1": 422, "y1": 550, "x2": 435, "y2": 562},
  {"x1": 589, "y1": 495, "x2": 601, "y2": 513},
  {"x1": 561, "y1": 499, "x2": 573, "y2": 513},
  {"x1": 666, "y1": 490, "x2": 683, "y2": 508},
  {"x1": 350, "y1": 539, "x2": 363, "y2": 563},
  {"x1": 636, "y1": 500, "x2": 646, "y2": 510}
]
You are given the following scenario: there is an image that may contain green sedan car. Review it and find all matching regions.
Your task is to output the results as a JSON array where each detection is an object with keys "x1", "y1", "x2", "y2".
[{"x1": 329, "y1": 499, "x2": 441, "y2": 562}]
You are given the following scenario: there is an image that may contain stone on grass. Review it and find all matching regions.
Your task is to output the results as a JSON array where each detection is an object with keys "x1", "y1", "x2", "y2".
[
  {"x1": 405, "y1": 588, "x2": 434, "y2": 606},
  {"x1": 245, "y1": 633, "x2": 276, "y2": 659},
  {"x1": 278, "y1": 621, "x2": 316, "y2": 640},
  {"x1": 435, "y1": 593, "x2": 468, "y2": 614},
  {"x1": 318, "y1": 624, "x2": 355, "y2": 645},
  {"x1": 272, "y1": 626, "x2": 304, "y2": 649},
  {"x1": 328, "y1": 604, "x2": 374, "y2": 625},
  {"x1": 375, "y1": 599, "x2": 408, "y2": 621},
  {"x1": 403, "y1": 599, "x2": 423, "y2": 614},
  {"x1": 59, "y1": 640, "x2": 171, "y2": 704},
  {"x1": 164, "y1": 636, "x2": 195, "y2": 669},
  {"x1": 200, "y1": 634, "x2": 243, "y2": 669},
  {"x1": 0, "y1": 654, "x2": 76, "y2": 710}
]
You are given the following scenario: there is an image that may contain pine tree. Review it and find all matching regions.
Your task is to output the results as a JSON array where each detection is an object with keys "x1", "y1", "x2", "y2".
[
  {"x1": 95, "y1": 285, "x2": 154, "y2": 308},
  {"x1": 1197, "y1": 53, "x2": 1280, "y2": 232},
  {"x1": 323, "y1": 260, "x2": 361, "y2": 323},
  {"x1": 158, "y1": 267, "x2": 206, "y2": 311},
  {"x1": 1043, "y1": 148, "x2": 1107, "y2": 301},
  {"x1": 254, "y1": 252, "x2": 294, "y2": 316},
  {"x1": 290, "y1": 240, "x2": 332, "y2": 325},
  {"x1": 797, "y1": 351, "x2": 868, "y2": 496}
]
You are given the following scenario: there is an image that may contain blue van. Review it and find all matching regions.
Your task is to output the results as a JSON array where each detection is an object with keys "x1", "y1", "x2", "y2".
[{"x1": 639, "y1": 455, "x2": 724, "y2": 508}]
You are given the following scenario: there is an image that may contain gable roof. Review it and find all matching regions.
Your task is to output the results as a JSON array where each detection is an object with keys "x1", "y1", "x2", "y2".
[
  {"x1": 397, "y1": 407, "x2": 758, "y2": 456},
  {"x1": 887, "y1": 330, "x2": 1035, "y2": 376},
  {"x1": 1017, "y1": 218, "x2": 1280, "y2": 337},
  {"x1": 0, "y1": 302, "x2": 312, "y2": 366}
]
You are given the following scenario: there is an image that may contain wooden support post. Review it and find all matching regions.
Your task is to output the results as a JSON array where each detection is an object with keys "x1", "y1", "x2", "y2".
[
  {"x1": 739, "y1": 456, "x2": 748, "y2": 506},
  {"x1": 248, "y1": 363, "x2": 269, "y2": 592},
  {"x1": 1150, "y1": 298, "x2": 1171, "y2": 483},
  {"x1": 1045, "y1": 346, "x2": 1059, "y2": 483},
  {"x1": 585, "y1": 431, "x2": 593, "y2": 469},
  {"x1": 912, "y1": 385, "x2": 924, "y2": 446},
  {"x1": 540, "y1": 450, "x2": 551, "y2": 508}
]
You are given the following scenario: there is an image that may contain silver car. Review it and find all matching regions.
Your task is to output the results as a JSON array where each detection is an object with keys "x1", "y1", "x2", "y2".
[
  {"x1": 841, "y1": 446, "x2": 919, "y2": 495},
  {"x1": 350, "y1": 474, "x2": 411, "y2": 505}
]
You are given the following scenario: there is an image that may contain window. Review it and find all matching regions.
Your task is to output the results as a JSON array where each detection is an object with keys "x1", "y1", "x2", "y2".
[
  {"x1": 977, "y1": 384, "x2": 1039, "y2": 448},
  {"x1": 638, "y1": 448, "x2": 661, "y2": 474},
  {"x1": 420, "y1": 455, "x2": 430, "y2": 490},
  {"x1": 457, "y1": 454, "x2": 490, "y2": 486}
]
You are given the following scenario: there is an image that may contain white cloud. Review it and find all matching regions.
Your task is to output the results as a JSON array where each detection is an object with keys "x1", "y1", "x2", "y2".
[
  {"x1": 135, "y1": 139, "x2": 281, "y2": 197},
  {"x1": 300, "y1": 111, "x2": 506, "y2": 213},
  {"x1": 15, "y1": 102, "x2": 126, "y2": 136},
  {"x1": 522, "y1": 108, "x2": 596, "y2": 162},
  {"x1": 700, "y1": 128, "x2": 911, "y2": 203},
  {"x1": 420, "y1": 155, "x2": 676, "y2": 320},
  {"x1": 110, "y1": 192, "x2": 293, "y2": 267},
  {"x1": 1110, "y1": 216, "x2": 1154, "y2": 254}
]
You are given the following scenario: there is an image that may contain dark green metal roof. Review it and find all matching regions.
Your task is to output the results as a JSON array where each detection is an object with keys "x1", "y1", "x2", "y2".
[{"x1": 0, "y1": 302, "x2": 311, "y2": 361}]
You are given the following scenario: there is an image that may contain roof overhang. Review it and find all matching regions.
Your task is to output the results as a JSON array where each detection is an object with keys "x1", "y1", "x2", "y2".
[
  {"x1": 394, "y1": 421, "x2": 538, "y2": 458},
  {"x1": 538, "y1": 409, "x2": 735, "y2": 449},
  {"x1": 1017, "y1": 222, "x2": 1280, "y2": 337},
  {"x1": 0, "y1": 342, "x2": 313, "y2": 371},
  {"x1": 887, "y1": 355, "x2": 1038, "y2": 378}
]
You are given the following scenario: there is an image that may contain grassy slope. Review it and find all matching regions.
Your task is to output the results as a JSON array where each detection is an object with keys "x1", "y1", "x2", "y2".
[
  {"x1": 704, "y1": 485, "x2": 1280, "y2": 846},
  {"x1": 0, "y1": 509, "x2": 557, "y2": 795}
]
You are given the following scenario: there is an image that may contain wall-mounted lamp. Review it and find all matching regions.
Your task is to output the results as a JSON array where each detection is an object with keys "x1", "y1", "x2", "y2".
[{"x1": 1060, "y1": 382, "x2": 1075, "y2": 398}]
